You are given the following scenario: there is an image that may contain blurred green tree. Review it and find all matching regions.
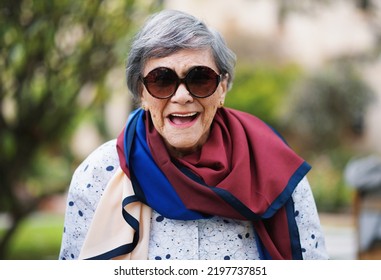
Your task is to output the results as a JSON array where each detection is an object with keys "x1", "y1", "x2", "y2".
[
  {"x1": 281, "y1": 60, "x2": 375, "y2": 152},
  {"x1": 0, "y1": 0, "x2": 159, "y2": 259},
  {"x1": 225, "y1": 63, "x2": 301, "y2": 129},
  {"x1": 273, "y1": 0, "x2": 380, "y2": 212}
]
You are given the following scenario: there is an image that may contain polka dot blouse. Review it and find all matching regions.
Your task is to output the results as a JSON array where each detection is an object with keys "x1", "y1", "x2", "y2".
[{"x1": 58, "y1": 140, "x2": 328, "y2": 260}]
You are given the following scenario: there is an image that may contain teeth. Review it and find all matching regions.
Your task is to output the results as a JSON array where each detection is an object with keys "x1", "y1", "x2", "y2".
[{"x1": 171, "y1": 112, "x2": 197, "y2": 117}]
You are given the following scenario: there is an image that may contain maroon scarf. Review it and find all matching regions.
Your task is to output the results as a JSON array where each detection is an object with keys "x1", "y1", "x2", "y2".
[{"x1": 117, "y1": 107, "x2": 310, "y2": 259}]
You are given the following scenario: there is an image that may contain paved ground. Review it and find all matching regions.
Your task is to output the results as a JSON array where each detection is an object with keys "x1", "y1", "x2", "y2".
[{"x1": 319, "y1": 212, "x2": 357, "y2": 259}]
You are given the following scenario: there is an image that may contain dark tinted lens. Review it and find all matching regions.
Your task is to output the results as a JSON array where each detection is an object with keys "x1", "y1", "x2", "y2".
[
  {"x1": 143, "y1": 67, "x2": 178, "y2": 98},
  {"x1": 186, "y1": 66, "x2": 219, "y2": 97}
]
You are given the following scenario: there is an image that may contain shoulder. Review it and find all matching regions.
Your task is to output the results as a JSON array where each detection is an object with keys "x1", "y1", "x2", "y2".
[
  {"x1": 69, "y1": 139, "x2": 120, "y2": 205},
  {"x1": 72, "y1": 139, "x2": 119, "y2": 181},
  {"x1": 219, "y1": 107, "x2": 281, "y2": 138},
  {"x1": 59, "y1": 139, "x2": 120, "y2": 259},
  {"x1": 75, "y1": 139, "x2": 119, "y2": 174}
]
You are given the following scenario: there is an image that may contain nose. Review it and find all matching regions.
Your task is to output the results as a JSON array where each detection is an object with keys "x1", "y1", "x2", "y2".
[{"x1": 170, "y1": 82, "x2": 193, "y2": 104}]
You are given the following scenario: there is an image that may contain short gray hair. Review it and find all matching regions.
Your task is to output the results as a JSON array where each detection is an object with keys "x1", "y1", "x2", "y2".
[{"x1": 126, "y1": 9, "x2": 236, "y2": 102}]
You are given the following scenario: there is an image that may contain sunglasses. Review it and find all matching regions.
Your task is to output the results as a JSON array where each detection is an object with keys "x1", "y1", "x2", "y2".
[{"x1": 141, "y1": 66, "x2": 223, "y2": 99}]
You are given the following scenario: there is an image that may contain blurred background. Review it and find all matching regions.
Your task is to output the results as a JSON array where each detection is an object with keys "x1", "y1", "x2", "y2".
[{"x1": 1, "y1": 0, "x2": 381, "y2": 260}]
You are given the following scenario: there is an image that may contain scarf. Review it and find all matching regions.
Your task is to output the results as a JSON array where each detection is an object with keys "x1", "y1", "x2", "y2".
[{"x1": 80, "y1": 107, "x2": 310, "y2": 260}]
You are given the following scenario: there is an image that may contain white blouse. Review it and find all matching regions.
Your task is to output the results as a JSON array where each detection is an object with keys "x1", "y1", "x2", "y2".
[{"x1": 58, "y1": 140, "x2": 328, "y2": 260}]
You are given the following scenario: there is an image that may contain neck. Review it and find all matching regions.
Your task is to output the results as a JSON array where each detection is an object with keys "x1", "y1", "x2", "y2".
[{"x1": 165, "y1": 142, "x2": 203, "y2": 158}]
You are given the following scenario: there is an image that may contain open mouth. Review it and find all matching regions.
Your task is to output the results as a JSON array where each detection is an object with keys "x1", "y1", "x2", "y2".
[{"x1": 168, "y1": 112, "x2": 199, "y2": 125}]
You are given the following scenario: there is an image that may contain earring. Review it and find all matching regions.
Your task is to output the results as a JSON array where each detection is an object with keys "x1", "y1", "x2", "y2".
[
  {"x1": 141, "y1": 104, "x2": 147, "y2": 111},
  {"x1": 219, "y1": 101, "x2": 224, "y2": 108}
]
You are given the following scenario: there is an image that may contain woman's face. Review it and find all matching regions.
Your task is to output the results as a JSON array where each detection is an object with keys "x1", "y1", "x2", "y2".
[{"x1": 141, "y1": 48, "x2": 228, "y2": 157}]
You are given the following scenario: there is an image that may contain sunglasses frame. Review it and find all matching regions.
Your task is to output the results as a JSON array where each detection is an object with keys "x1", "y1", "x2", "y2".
[{"x1": 141, "y1": 66, "x2": 223, "y2": 99}]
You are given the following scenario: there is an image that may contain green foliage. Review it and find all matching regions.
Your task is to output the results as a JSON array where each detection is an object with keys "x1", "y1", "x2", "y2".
[
  {"x1": 225, "y1": 63, "x2": 302, "y2": 128},
  {"x1": 0, "y1": 0, "x2": 159, "y2": 258},
  {"x1": 0, "y1": 213, "x2": 64, "y2": 260},
  {"x1": 280, "y1": 60, "x2": 376, "y2": 212},
  {"x1": 282, "y1": 60, "x2": 375, "y2": 152},
  {"x1": 307, "y1": 149, "x2": 355, "y2": 212}
]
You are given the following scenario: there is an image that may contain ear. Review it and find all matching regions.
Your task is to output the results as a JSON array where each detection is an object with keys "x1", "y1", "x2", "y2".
[
  {"x1": 139, "y1": 90, "x2": 149, "y2": 111},
  {"x1": 140, "y1": 98, "x2": 148, "y2": 111},
  {"x1": 218, "y1": 74, "x2": 229, "y2": 107}
]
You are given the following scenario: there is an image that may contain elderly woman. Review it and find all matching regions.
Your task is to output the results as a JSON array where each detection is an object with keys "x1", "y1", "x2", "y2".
[{"x1": 59, "y1": 10, "x2": 328, "y2": 260}]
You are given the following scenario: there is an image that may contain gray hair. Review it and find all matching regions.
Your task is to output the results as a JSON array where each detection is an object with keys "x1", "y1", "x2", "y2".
[{"x1": 126, "y1": 9, "x2": 236, "y2": 102}]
